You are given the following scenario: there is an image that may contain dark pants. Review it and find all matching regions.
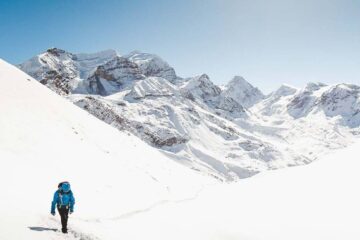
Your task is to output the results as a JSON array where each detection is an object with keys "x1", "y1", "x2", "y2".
[{"x1": 57, "y1": 206, "x2": 69, "y2": 232}]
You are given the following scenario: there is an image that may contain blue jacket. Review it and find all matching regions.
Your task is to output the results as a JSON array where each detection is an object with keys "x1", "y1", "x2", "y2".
[{"x1": 51, "y1": 190, "x2": 75, "y2": 213}]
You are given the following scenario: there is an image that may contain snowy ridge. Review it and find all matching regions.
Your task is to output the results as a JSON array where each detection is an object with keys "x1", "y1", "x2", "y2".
[
  {"x1": 18, "y1": 48, "x2": 117, "y2": 95},
  {"x1": 126, "y1": 77, "x2": 177, "y2": 100},
  {"x1": 319, "y1": 83, "x2": 360, "y2": 127},
  {"x1": 125, "y1": 51, "x2": 179, "y2": 83},
  {"x1": 222, "y1": 75, "x2": 264, "y2": 108}
]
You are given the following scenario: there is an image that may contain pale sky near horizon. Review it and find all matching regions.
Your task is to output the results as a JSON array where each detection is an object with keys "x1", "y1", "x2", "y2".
[{"x1": 0, "y1": 0, "x2": 359, "y2": 93}]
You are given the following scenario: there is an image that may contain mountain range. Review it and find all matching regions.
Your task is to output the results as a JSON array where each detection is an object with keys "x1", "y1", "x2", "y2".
[{"x1": 19, "y1": 48, "x2": 360, "y2": 180}]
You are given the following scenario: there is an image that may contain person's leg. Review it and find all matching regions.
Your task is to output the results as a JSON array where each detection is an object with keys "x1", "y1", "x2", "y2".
[
  {"x1": 63, "y1": 207, "x2": 69, "y2": 232},
  {"x1": 57, "y1": 207, "x2": 68, "y2": 233}
]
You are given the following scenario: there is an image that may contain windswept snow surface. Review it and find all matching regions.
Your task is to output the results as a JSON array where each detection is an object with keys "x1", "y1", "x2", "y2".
[{"x1": 0, "y1": 59, "x2": 212, "y2": 239}]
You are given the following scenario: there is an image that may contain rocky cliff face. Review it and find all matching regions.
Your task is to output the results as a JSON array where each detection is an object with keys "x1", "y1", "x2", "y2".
[
  {"x1": 19, "y1": 48, "x2": 117, "y2": 95},
  {"x1": 87, "y1": 56, "x2": 145, "y2": 95}
]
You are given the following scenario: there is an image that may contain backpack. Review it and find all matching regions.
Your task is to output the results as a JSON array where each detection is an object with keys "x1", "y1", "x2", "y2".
[
  {"x1": 58, "y1": 181, "x2": 71, "y2": 194},
  {"x1": 58, "y1": 181, "x2": 70, "y2": 189},
  {"x1": 57, "y1": 182, "x2": 72, "y2": 207}
]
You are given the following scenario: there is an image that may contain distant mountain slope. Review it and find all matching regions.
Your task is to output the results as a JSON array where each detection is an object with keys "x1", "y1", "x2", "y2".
[{"x1": 221, "y1": 75, "x2": 264, "y2": 108}]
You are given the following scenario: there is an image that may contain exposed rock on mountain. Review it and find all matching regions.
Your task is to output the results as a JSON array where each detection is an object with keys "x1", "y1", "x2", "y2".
[
  {"x1": 87, "y1": 56, "x2": 145, "y2": 95},
  {"x1": 19, "y1": 48, "x2": 117, "y2": 95}
]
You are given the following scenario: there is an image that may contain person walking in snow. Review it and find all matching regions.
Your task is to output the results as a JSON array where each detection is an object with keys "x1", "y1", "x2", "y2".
[{"x1": 51, "y1": 181, "x2": 75, "y2": 233}]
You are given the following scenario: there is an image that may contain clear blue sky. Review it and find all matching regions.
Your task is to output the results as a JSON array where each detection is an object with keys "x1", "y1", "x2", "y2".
[{"x1": 0, "y1": 0, "x2": 359, "y2": 92}]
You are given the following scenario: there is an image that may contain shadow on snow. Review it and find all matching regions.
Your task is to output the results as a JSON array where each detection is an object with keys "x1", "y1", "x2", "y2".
[{"x1": 28, "y1": 226, "x2": 57, "y2": 232}]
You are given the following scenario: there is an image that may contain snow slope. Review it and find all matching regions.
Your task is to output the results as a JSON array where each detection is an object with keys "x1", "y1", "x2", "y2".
[
  {"x1": 74, "y1": 137, "x2": 360, "y2": 240},
  {"x1": 2, "y1": 57, "x2": 360, "y2": 239},
  {"x1": 0, "y1": 59, "x2": 212, "y2": 239}
]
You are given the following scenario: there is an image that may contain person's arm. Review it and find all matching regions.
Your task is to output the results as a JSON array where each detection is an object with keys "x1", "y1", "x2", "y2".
[
  {"x1": 69, "y1": 192, "x2": 75, "y2": 213},
  {"x1": 51, "y1": 191, "x2": 58, "y2": 214}
]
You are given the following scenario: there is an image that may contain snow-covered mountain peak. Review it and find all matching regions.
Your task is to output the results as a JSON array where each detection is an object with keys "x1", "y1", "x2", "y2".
[
  {"x1": 45, "y1": 47, "x2": 73, "y2": 57},
  {"x1": 18, "y1": 48, "x2": 80, "y2": 95},
  {"x1": 304, "y1": 82, "x2": 327, "y2": 92},
  {"x1": 74, "y1": 49, "x2": 118, "y2": 79},
  {"x1": 125, "y1": 77, "x2": 177, "y2": 100},
  {"x1": 318, "y1": 83, "x2": 360, "y2": 126},
  {"x1": 100, "y1": 55, "x2": 139, "y2": 70},
  {"x1": 222, "y1": 76, "x2": 264, "y2": 108},
  {"x1": 125, "y1": 51, "x2": 168, "y2": 67},
  {"x1": 19, "y1": 48, "x2": 118, "y2": 95},
  {"x1": 185, "y1": 74, "x2": 211, "y2": 87},
  {"x1": 272, "y1": 84, "x2": 298, "y2": 97},
  {"x1": 86, "y1": 56, "x2": 145, "y2": 95},
  {"x1": 182, "y1": 74, "x2": 221, "y2": 100},
  {"x1": 180, "y1": 74, "x2": 247, "y2": 118},
  {"x1": 125, "y1": 51, "x2": 178, "y2": 83},
  {"x1": 75, "y1": 49, "x2": 118, "y2": 61},
  {"x1": 228, "y1": 75, "x2": 250, "y2": 87}
]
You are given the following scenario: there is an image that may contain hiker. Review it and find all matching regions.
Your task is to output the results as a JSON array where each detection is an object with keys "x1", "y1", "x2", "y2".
[{"x1": 51, "y1": 181, "x2": 75, "y2": 233}]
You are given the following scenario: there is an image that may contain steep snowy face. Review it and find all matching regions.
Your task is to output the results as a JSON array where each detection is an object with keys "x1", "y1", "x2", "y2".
[
  {"x1": 18, "y1": 48, "x2": 79, "y2": 95},
  {"x1": 222, "y1": 76, "x2": 264, "y2": 108},
  {"x1": 251, "y1": 83, "x2": 360, "y2": 128},
  {"x1": 254, "y1": 82, "x2": 335, "y2": 119},
  {"x1": 18, "y1": 48, "x2": 117, "y2": 95},
  {"x1": 181, "y1": 74, "x2": 221, "y2": 101},
  {"x1": 125, "y1": 77, "x2": 177, "y2": 100},
  {"x1": 87, "y1": 56, "x2": 145, "y2": 95},
  {"x1": 305, "y1": 82, "x2": 327, "y2": 92},
  {"x1": 73, "y1": 49, "x2": 117, "y2": 79},
  {"x1": 250, "y1": 84, "x2": 298, "y2": 117},
  {"x1": 273, "y1": 84, "x2": 298, "y2": 97},
  {"x1": 286, "y1": 82, "x2": 328, "y2": 118},
  {"x1": 181, "y1": 74, "x2": 247, "y2": 118},
  {"x1": 125, "y1": 51, "x2": 178, "y2": 83},
  {"x1": 71, "y1": 91, "x2": 292, "y2": 180},
  {"x1": 319, "y1": 84, "x2": 360, "y2": 127},
  {"x1": 284, "y1": 82, "x2": 360, "y2": 126}
]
